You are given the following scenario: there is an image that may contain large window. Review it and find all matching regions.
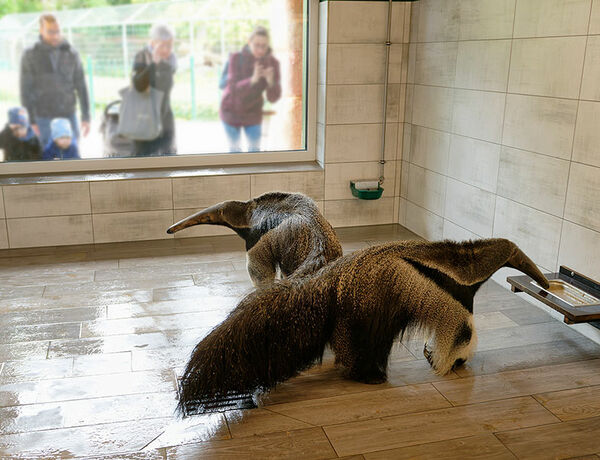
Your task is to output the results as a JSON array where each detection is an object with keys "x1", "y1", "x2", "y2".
[{"x1": 0, "y1": 0, "x2": 316, "y2": 174}]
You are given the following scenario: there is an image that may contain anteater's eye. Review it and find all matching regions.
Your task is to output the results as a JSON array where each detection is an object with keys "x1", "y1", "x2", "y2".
[{"x1": 452, "y1": 358, "x2": 466, "y2": 369}]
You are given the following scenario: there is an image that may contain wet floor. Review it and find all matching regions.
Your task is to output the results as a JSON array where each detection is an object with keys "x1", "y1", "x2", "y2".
[{"x1": 1, "y1": 225, "x2": 599, "y2": 459}]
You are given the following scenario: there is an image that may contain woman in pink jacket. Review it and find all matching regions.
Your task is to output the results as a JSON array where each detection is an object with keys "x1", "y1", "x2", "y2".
[{"x1": 220, "y1": 26, "x2": 281, "y2": 152}]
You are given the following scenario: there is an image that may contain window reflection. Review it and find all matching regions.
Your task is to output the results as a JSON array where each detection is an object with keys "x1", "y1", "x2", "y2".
[{"x1": 0, "y1": 0, "x2": 307, "y2": 163}]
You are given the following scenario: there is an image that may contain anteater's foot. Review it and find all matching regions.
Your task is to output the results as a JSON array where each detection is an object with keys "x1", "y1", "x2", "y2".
[{"x1": 348, "y1": 368, "x2": 387, "y2": 385}]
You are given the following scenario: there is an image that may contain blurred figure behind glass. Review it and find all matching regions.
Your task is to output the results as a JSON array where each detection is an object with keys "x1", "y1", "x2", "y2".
[
  {"x1": 42, "y1": 117, "x2": 79, "y2": 161},
  {"x1": 0, "y1": 107, "x2": 42, "y2": 162},
  {"x1": 20, "y1": 14, "x2": 90, "y2": 149},
  {"x1": 131, "y1": 23, "x2": 177, "y2": 157},
  {"x1": 220, "y1": 26, "x2": 281, "y2": 152}
]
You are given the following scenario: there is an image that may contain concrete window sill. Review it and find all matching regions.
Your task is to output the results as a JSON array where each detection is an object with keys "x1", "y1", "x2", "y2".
[{"x1": 0, "y1": 161, "x2": 324, "y2": 186}]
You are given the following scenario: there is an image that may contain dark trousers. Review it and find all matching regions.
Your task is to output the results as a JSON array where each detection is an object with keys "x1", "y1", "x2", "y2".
[{"x1": 133, "y1": 130, "x2": 176, "y2": 156}]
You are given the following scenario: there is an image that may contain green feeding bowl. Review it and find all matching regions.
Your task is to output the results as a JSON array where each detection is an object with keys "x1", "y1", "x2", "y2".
[{"x1": 350, "y1": 181, "x2": 384, "y2": 200}]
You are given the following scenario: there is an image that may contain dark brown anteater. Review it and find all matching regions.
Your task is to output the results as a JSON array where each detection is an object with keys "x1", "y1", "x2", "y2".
[
  {"x1": 177, "y1": 238, "x2": 549, "y2": 416},
  {"x1": 167, "y1": 192, "x2": 343, "y2": 286}
]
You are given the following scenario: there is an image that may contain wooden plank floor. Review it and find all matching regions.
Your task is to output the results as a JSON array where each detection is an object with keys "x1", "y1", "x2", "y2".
[{"x1": 1, "y1": 224, "x2": 600, "y2": 459}]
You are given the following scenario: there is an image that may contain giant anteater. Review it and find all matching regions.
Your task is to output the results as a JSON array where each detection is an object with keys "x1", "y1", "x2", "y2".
[
  {"x1": 167, "y1": 192, "x2": 343, "y2": 286},
  {"x1": 177, "y1": 238, "x2": 549, "y2": 416}
]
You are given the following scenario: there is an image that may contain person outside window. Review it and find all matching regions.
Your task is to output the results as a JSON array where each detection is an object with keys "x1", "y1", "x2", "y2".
[
  {"x1": 0, "y1": 107, "x2": 42, "y2": 162},
  {"x1": 20, "y1": 14, "x2": 90, "y2": 149},
  {"x1": 131, "y1": 23, "x2": 177, "y2": 157},
  {"x1": 42, "y1": 117, "x2": 79, "y2": 160},
  {"x1": 220, "y1": 26, "x2": 281, "y2": 152}
]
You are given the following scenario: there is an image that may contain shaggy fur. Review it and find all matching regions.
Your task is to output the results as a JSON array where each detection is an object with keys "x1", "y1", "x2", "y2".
[
  {"x1": 177, "y1": 238, "x2": 549, "y2": 416},
  {"x1": 167, "y1": 192, "x2": 343, "y2": 286}
]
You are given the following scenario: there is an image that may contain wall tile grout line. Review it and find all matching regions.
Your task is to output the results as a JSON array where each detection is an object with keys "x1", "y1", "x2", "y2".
[
  {"x1": 1, "y1": 185, "x2": 10, "y2": 249},
  {"x1": 88, "y1": 181, "x2": 96, "y2": 246},
  {"x1": 410, "y1": 80, "x2": 600, "y2": 103},
  {"x1": 170, "y1": 177, "x2": 177, "y2": 243},
  {"x1": 409, "y1": 31, "x2": 599, "y2": 45},
  {"x1": 492, "y1": 0, "x2": 519, "y2": 239}
]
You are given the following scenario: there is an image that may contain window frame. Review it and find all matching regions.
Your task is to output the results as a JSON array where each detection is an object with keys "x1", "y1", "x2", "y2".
[{"x1": 0, "y1": 0, "x2": 319, "y2": 177}]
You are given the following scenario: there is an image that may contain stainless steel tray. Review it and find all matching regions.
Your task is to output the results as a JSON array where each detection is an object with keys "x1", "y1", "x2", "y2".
[
  {"x1": 508, "y1": 266, "x2": 600, "y2": 324},
  {"x1": 531, "y1": 279, "x2": 600, "y2": 307}
]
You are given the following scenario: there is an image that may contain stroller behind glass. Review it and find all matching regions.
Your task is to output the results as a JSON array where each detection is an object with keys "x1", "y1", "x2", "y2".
[{"x1": 100, "y1": 100, "x2": 135, "y2": 157}]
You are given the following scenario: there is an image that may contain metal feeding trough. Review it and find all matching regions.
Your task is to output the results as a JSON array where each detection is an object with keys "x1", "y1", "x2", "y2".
[{"x1": 507, "y1": 266, "x2": 600, "y2": 324}]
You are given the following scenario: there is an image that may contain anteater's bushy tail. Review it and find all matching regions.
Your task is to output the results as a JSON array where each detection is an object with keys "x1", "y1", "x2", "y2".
[{"x1": 177, "y1": 277, "x2": 336, "y2": 416}]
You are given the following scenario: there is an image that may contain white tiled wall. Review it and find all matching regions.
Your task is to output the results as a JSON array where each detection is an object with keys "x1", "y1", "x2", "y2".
[
  {"x1": 320, "y1": 0, "x2": 409, "y2": 233},
  {"x1": 90, "y1": 179, "x2": 173, "y2": 214},
  {"x1": 513, "y1": 0, "x2": 591, "y2": 38},
  {"x1": 0, "y1": 219, "x2": 8, "y2": 249},
  {"x1": 497, "y1": 147, "x2": 570, "y2": 217},
  {"x1": 407, "y1": 163, "x2": 446, "y2": 216},
  {"x1": 7, "y1": 215, "x2": 94, "y2": 248},
  {"x1": 451, "y1": 89, "x2": 505, "y2": 142},
  {"x1": 403, "y1": 0, "x2": 600, "y2": 276},
  {"x1": 508, "y1": 36, "x2": 586, "y2": 99},
  {"x1": 559, "y1": 221, "x2": 600, "y2": 280},
  {"x1": 3, "y1": 183, "x2": 91, "y2": 218},
  {"x1": 444, "y1": 178, "x2": 495, "y2": 238},
  {"x1": 581, "y1": 35, "x2": 600, "y2": 100},
  {"x1": 573, "y1": 100, "x2": 600, "y2": 168},
  {"x1": 564, "y1": 162, "x2": 600, "y2": 232},
  {"x1": 447, "y1": 135, "x2": 500, "y2": 193},
  {"x1": 172, "y1": 176, "x2": 251, "y2": 209},
  {"x1": 0, "y1": 1, "x2": 410, "y2": 248},
  {"x1": 410, "y1": 126, "x2": 450, "y2": 174},
  {"x1": 458, "y1": 0, "x2": 516, "y2": 40},
  {"x1": 250, "y1": 171, "x2": 324, "y2": 200},
  {"x1": 454, "y1": 39, "x2": 511, "y2": 92},
  {"x1": 324, "y1": 197, "x2": 395, "y2": 228},
  {"x1": 92, "y1": 210, "x2": 174, "y2": 244},
  {"x1": 412, "y1": 85, "x2": 454, "y2": 131}
]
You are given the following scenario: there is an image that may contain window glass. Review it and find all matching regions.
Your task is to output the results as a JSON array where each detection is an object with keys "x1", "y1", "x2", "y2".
[{"x1": 0, "y1": 0, "x2": 308, "y2": 163}]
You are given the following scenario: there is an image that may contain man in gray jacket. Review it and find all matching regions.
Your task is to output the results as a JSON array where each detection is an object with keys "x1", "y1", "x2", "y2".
[{"x1": 20, "y1": 14, "x2": 90, "y2": 149}]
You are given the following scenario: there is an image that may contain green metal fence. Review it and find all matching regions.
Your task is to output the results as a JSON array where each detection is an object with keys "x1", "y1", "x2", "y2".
[{"x1": 0, "y1": 0, "x2": 271, "y2": 122}]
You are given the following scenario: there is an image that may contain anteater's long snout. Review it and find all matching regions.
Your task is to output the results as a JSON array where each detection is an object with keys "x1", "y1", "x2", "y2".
[
  {"x1": 166, "y1": 204, "x2": 225, "y2": 234},
  {"x1": 508, "y1": 246, "x2": 550, "y2": 289}
]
